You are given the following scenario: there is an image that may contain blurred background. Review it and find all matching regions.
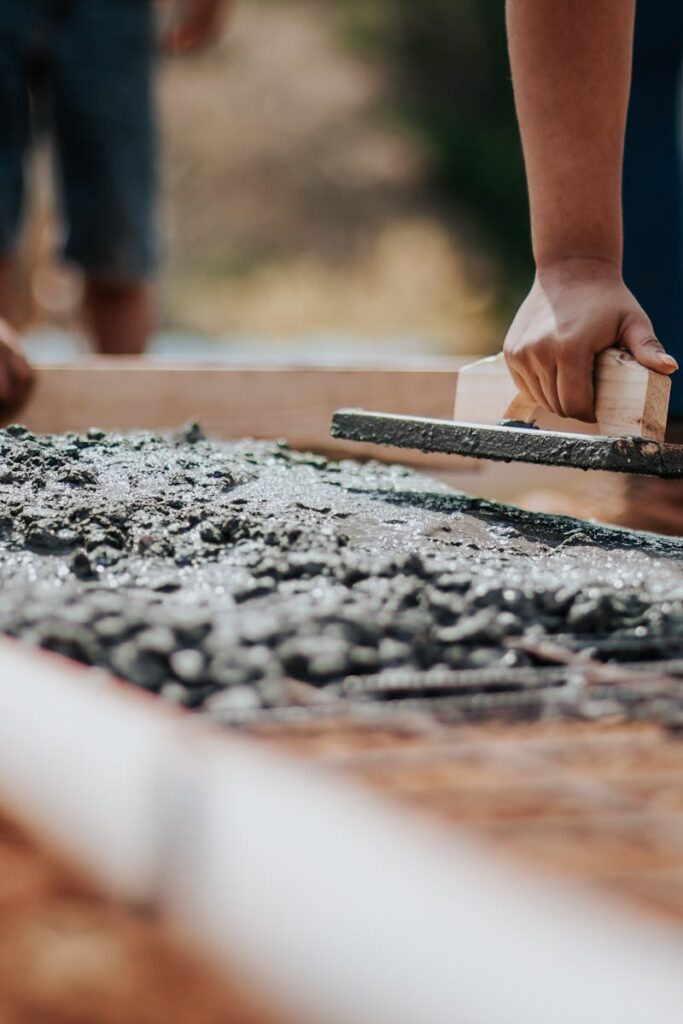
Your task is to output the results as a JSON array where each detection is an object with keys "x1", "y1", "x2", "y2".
[{"x1": 19, "y1": 0, "x2": 531, "y2": 362}]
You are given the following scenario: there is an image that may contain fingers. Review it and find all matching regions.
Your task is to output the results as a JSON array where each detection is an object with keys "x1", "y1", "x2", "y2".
[
  {"x1": 507, "y1": 344, "x2": 597, "y2": 422},
  {"x1": 503, "y1": 274, "x2": 674, "y2": 426},
  {"x1": 506, "y1": 357, "x2": 547, "y2": 412},
  {"x1": 556, "y1": 353, "x2": 596, "y2": 422},
  {"x1": 506, "y1": 345, "x2": 565, "y2": 417},
  {"x1": 620, "y1": 316, "x2": 678, "y2": 376},
  {"x1": 531, "y1": 352, "x2": 562, "y2": 415}
]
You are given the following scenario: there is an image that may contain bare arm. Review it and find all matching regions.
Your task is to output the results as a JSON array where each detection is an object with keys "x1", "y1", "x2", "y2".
[{"x1": 504, "y1": 0, "x2": 677, "y2": 421}]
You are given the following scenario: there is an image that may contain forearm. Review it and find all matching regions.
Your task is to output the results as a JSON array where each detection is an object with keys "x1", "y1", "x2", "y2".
[{"x1": 506, "y1": 0, "x2": 635, "y2": 271}]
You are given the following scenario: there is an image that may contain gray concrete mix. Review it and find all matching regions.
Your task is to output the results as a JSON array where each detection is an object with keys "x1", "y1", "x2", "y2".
[{"x1": 2, "y1": 423, "x2": 683, "y2": 729}]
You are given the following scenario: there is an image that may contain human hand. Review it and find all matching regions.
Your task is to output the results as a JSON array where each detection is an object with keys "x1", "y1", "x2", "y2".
[
  {"x1": 504, "y1": 259, "x2": 678, "y2": 423},
  {"x1": 0, "y1": 318, "x2": 34, "y2": 419},
  {"x1": 162, "y1": 0, "x2": 230, "y2": 55}
]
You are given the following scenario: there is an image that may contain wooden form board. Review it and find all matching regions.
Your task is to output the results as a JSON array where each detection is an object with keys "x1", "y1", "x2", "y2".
[
  {"x1": 454, "y1": 348, "x2": 671, "y2": 441},
  {"x1": 11, "y1": 360, "x2": 478, "y2": 472}
]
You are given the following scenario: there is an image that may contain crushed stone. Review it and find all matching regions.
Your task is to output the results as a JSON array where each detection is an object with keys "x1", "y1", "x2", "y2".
[{"x1": 2, "y1": 424, "x2": 683, "y2": 728}]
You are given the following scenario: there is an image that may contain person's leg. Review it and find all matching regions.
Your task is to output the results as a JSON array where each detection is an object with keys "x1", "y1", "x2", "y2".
[
  {"x1": 623, "y1": 0, "x2": 683, "y2": 416},
  {"x1": 591, "y1": 2, "x2": 683, "y2": 534},
  {"x1": 51, "y1": 0, "x2": 158, "y2": 354},
  {"x1": 83, "y1": 279, "x2": 150, "y2": 356},
  {"x1": 0, "y1": 256, "x2": 19, "y2": 326},
  {"x1": 0, "y1": 4, "x2": 35, "y2": 417},
  {"x1": 0, "y1": 2, "x2": 31, "y2": 328}
]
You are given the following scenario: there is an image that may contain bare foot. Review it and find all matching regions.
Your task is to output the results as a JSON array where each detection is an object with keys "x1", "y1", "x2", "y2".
[
  {"x1": 0, "y1": 318, "x2": 34, "y2": 420},
  {"x1": 162, "y1": 0, "x2": 234, "y2": 55}
]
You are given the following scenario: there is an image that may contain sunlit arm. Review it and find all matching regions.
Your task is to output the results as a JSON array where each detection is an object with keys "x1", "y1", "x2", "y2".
[{"x1": 503, "y1": 0, "x2": 677, "y2": 421}]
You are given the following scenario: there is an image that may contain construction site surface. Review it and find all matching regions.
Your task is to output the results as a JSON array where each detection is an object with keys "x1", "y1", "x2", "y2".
[{"x1": 3, "y1": 361, "x2": 683, "y2": 1020}]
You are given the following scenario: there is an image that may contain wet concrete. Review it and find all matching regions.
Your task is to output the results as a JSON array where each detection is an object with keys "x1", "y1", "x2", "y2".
[
  {"x1": 2, "y1": 424, "x2": 683, "y2": 728},
  {"x1": 332, "y1": 410, "x2": 683, "y2": 477}
]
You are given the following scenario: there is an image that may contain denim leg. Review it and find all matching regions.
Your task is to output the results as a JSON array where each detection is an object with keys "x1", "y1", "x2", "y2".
[
  {"x1": 624, "y1": 0, "x2": 683, "y2": 414},
  {"x1": 51, "y1": 0, "x2": 158, "y2": 281},
  {"x1": 0, "y1": 3, "x2": 34, "y2": 254}
]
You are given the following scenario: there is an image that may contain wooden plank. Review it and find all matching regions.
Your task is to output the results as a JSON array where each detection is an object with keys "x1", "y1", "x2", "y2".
[
  {"x1": 3, "y1": 639, "x2": 683, "y2": 1024},
  {"x1": 10, "y1": 360, "x2": 478, "y2": 472},
  {"x1": 454, "y1": 348, "x2": 671, "y2": 441}
]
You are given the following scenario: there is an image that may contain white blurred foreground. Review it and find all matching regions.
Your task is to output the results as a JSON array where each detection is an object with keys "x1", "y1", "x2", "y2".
[{"x1": 0, "y1": 638, "x2": 681, "y2": 1024}]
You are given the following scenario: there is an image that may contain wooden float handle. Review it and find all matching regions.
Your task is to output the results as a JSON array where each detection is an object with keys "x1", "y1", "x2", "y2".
[{"x1": 455, "y1": 346, "x2": 671, "y2": 441}]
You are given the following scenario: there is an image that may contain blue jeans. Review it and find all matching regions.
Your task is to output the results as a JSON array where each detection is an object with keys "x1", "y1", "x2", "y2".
[
  {"x1": 624, "y1": 0, "x2": 683, "y2": 415},
  {"x1": 0, "y1": 0, "x2": 157, "y2": 282}
]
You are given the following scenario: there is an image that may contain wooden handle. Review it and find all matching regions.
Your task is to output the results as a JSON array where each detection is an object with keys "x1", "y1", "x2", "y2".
[
  {"x1": 454, "y1": 346, "x2": 671, "y2": 441},
  {"x1": 502, "y1": 393, "x2": 538, "y2": 424}
]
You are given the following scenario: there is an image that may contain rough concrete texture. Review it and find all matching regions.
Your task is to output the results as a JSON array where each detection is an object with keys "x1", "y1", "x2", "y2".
[
  {"x1": 2, "y1": 424, "x2": 683, "y2": 729},
  {"x1": 332, "y1": 409, "x2": 683, "y2": 477}
]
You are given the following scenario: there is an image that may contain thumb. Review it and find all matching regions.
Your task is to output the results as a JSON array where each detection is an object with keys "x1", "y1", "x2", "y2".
[{"x1": 621, "y1": 316, "x2": 678, "y2": 375}]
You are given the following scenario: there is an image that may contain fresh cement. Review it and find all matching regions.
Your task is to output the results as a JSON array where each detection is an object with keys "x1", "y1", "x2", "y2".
[{"x1": 2, "y1": 423, "x2": 683, "y2": 728}]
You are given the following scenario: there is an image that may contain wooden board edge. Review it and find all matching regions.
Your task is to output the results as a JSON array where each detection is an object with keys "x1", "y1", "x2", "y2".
[{"x1": 6, "y1": 361, "x2": 480, "y2": 475}]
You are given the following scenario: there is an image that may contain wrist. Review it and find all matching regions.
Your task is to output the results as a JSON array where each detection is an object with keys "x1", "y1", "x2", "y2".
[{"x1": 535, "y1": 255, "x2": 623, "y2": 287}]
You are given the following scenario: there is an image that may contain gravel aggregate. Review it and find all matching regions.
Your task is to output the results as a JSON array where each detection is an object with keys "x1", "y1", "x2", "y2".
[{"x1": 2, "y1": 423, "x2": 683, "y2": 728}]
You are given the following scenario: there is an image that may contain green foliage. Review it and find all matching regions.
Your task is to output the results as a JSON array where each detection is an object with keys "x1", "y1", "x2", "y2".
[{"x1": 340, "y1": 0, "x2": 533, "y2": 308}]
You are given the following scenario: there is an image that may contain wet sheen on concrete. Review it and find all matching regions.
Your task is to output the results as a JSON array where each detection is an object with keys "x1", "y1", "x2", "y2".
[{"x1": 2, "y1": 424, "x2": 683, "y2": 729}]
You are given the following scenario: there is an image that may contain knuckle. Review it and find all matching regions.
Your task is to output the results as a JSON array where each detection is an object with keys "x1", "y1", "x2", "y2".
[
  {"x1": 533, "y1": 335, "x2": 557, "y2": 358},
  {"x1": 554, "y1": 339, "x2": 578, "y2": 362},
  {"x1": 503, "y1": 341, "x2": 525, "y2": 367}
]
